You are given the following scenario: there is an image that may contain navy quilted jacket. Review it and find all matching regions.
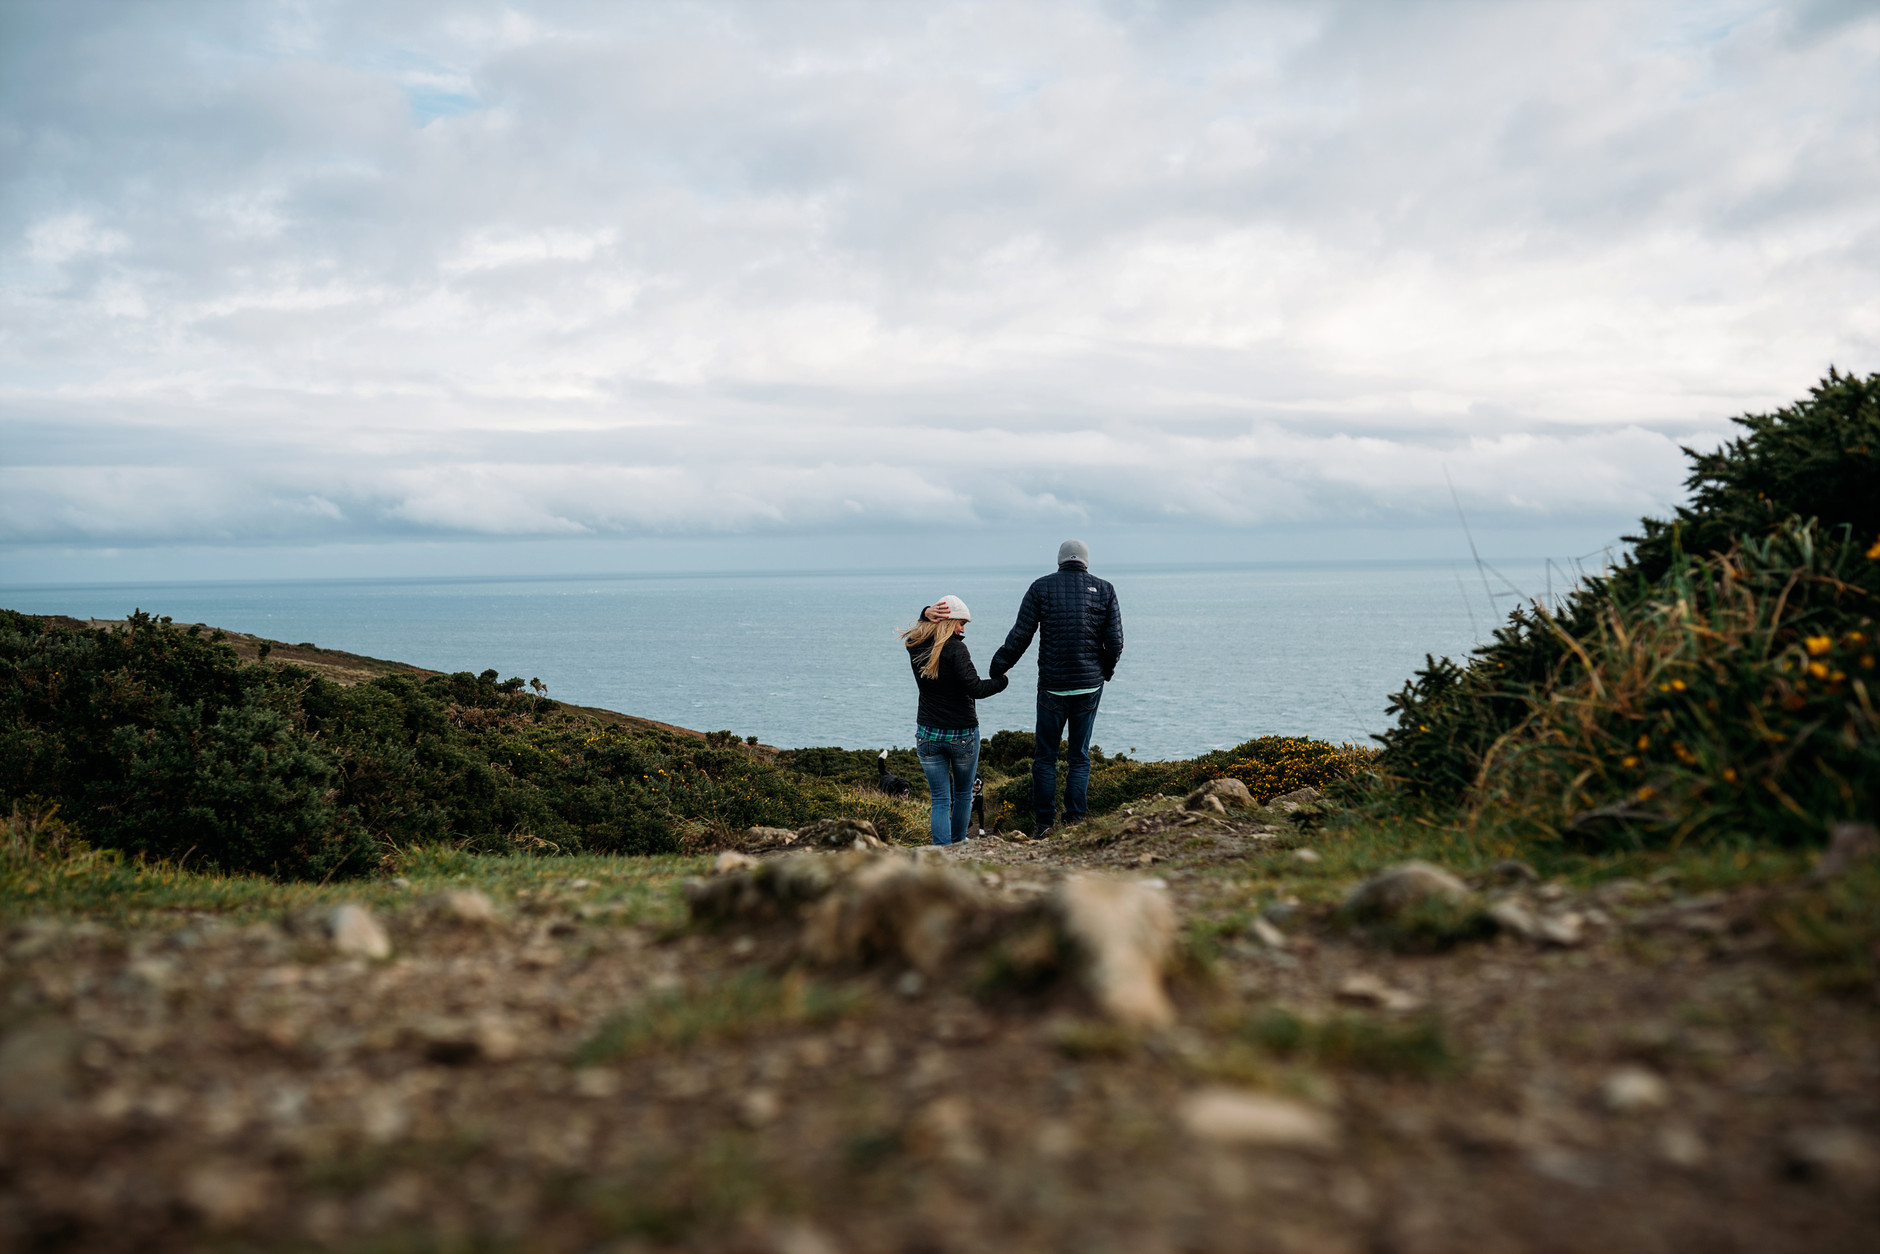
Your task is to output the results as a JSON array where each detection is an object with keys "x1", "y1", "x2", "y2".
[{"x1": 989, "y1": 565, "x2": 1124, "y2": 690}]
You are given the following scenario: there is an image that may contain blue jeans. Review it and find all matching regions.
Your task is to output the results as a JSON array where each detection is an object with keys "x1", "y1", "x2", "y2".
[
  {"x1": 916, "y1": 729, "x2": 980, "y2": 846},
  {"x1": 1034, "y1": 687, "x2": 1102, "y2": 829}
]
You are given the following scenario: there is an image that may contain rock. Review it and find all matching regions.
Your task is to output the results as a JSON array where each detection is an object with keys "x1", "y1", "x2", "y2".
[
  {"x1": 1782, "y1": 1126, "x2": 1879, "y2": 1187},
  {"x1": 388, "y1": 876, "x2": 412, "y2": 891},
  {"x1": 1184, "y1": 778, "x2": 1255, "y2": 812},
  {"x1": 1489, "y1": 899, "x2": 1542, "y2": 941},
  {"x1": 744, "y1": 826, "x2": 800, "y2": 850},
  {"x1": 1270, "y1": 787, "x2": 1322, "y2": 806},
  {"x1": 1343, "y1": 861, "x2": 1472, "y2": 920},
  {"x1": 0, "y1": 1022, "x2": 78, "y2": 1113},
  {"x1": 326, "y1": 904, "x2": 390, "y2": 959},
  {"x1": 1537, "y1": 911, "x2": 1585, "y2": 947},
  {"x1": 715, "y1": 851, "x2": 759, "y2": 874},
  {"x1": 1179, "y1": 1088, "x2": 1337, "y2": 1150},
  {"x1": 1292, "y1": 848, "x2": 1321, "y2": 864},
  {"x1": 416, "y1": 1015, "x2": 519, "y2": 1065},
  {"x1": 910, "y1": 1095, "x2": 984, "y2": 1167},
  {"x1": 770, "y1": 1219, "x2": 844, "y2": 1254},
  {"x1": 796, "y1": 818, "x2": 887, "y2": 851},
  {"x1": 738, "y1": 1087, "x2": 782, "y2": 1128},
  {"x1": 180, "y1": 1161, "x2": 269, "y2": 1229},
  {"x1": 798, "y1": 856, "x2": 993, "y2": 975},
  {"x1": 1490, "y1": 859, "x2": 1539, "y2": 884},
  {"x1": 1601, "y1": 1065, "x2": 1669, "y2": 1113},
  {"x1": 1052, "y1": 875, "x2": 1177, "y2": 1030},
  {"x1": 1249, "y1": 917, "x2": 1288, "y2": 950},
  {"x1": 1336, "y1": 973, "x2": 1423, "y2": 1013},
  {"x1": 1657, "y1": 1123, "x2": 1707, "y2": 1168},
  {"x1": 433, "y1": 890, "x2": 497, "y2": 925},
  {"x1": 1812, "y1": 822, "x2": 1879, "y2": 881}
]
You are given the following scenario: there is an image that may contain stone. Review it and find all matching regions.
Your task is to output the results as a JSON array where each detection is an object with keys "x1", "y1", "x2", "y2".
[
  {"x1": 1052, "y1": 875, "x2": 1177, "y2": 1030},
  {"x1": 388, "y1": 876, "x2": 412, "y2": 891},
  {"x1": 1249, "y1": 917, "x2": 1288, "y2": 950},
  {"x1": 1292, "y1": 848, "x2": 1321, "y2": 864},
  {"x1": 798, "y1": 856, "x2": 993, "y2": 976},
  {"x1": 1782, "y1": 1126, "x2": 1879, "y2": 1187},
  {"x1": 770, "y1": 1220, "x2": 843, "y2": 1254},
  {"x1": 1601, "y1": 1065, "x2": 1669, "y2": 1113},
  {"x1": 796, "y1": 818, "x2": 887, "y2": 851},
  {"x1": 744, "y1": 826, "x2": 800, "y2": 850},
  {"x1": 1812, "y1": 822, "x2": 1879, "y2": 881},
  {"x1": 1537, "y1": 911, "x2": 1585, "y2": 947},
  {"x1": 1343, "y1": 861, "x2": 1472, "y2": 920},
  {"x1": 416, "y1": 1015, "x2": 518, "y2": 1065},
  {"x1": 1490, "y1": 859, "x2": 1539, "y2": 884},
  {"x1": 181, "y1": 1161, "x2": 269, "y2": 1229},
  {"x1": 1657, "y1": 1123, "x2": 1707, "y2": 1168},
  {"x1": 1336, "y1": 973, "x2": 1423, "y2": 1013},
  {"x1": 434, "y1": 889, "x2": 497, "y2": 925},
  {"x1": 1184, "y1": 778, "x2": 1255, "y2": 812},
  {"x1": 0, "y1": 1022, "x2": 78, "y2": 1113},
  {"x1": 1179, "y1": 1087, "x2": 1337, "y2": 1150},
  {"x1": 1489, "y1": 899, "x2": 1542, "y2": 941},
  {"x1": 715, "y1": 851, "x2": 759, "y2": 874},
  {"x1": 909, "y1": 1095, "x2": 984, "y2": 1167},
  {"x1": 1270, "y1": 787, "x2": 1322, "y2": 806},
  {"x1": 738, "y1": 1087, "x2": 782, "y2": 1128},
  {"x1": 326, "y1": 904, "x2": 390, "y2": 959}
]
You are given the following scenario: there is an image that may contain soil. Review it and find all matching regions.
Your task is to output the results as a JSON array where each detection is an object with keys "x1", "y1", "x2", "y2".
[{"x1": 3, "y1": 799, "x2": 1877, "y2": 1253}]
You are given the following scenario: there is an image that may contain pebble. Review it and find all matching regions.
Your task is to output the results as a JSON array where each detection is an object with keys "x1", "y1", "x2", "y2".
[
  {"x1": 1336, "y1": 973, "x2": 1423, "y2": 1013},
  {"x1": 1179, "y1": 1087, "x2": 1337, "y2": 1150},
  {"x1": 435, "y1": 890, "x2": 497, "y2": 925},
  {"x1": 1657, "y1": 1123, "x2": 1707, "y2": 1168},
  {"x1": 326, "y1": 905, "x2": 391, "y2": 960},
  {"x1": 1343, "y1": 861, "x2": 1472, "y2": 918},
  {"x1": 1292, "y1": 848, "x2": 1321, "y2": 864},
  {"x1": 738, "y1": 1087, "x2": 782, "y2": 1128},
  {"x1": 1601, "y1": 1065, "x2": 1670, "y2": 1113},
  {"x1": 1249, "y1": 917, "x2": 1288, "y2": 950},
  {"x1": 1782, "y1": 1126, "x2": 1879, "y2": 1187},
  {"x1": 1053, "y1": 876, "x2": 1177, "y2": 1029}
]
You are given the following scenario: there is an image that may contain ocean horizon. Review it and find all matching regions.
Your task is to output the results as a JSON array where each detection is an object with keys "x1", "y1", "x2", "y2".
[{"x1": 2, "y1": 557, "x2": 1576, "y2": 760}]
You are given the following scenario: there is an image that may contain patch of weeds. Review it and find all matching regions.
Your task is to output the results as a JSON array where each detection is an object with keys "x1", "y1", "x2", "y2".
[
  {"x1": 1052, "y1": 1018, "x2": 1139, "y2": 1060},
  {"x1": 1765, "y1": 864, "x2": 1880, "y2": 995},
  {"x1": 1238, "y1": 1008, "x2": 1458, "y2": 1077},
  {"x1": 576, "y1": 970, "x2": 865, "y2": 1064},
  {"x1": 1344, "y1": 896, "x2": 1498, "y2": 954}
]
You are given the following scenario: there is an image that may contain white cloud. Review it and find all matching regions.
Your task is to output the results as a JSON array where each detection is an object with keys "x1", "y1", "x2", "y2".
[{"x1": 1, "y1": 0, "x2": 1876, "y2": 565}]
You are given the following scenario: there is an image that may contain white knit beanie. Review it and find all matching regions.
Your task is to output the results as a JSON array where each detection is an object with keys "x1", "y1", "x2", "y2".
[{"x1": 936, "y1": 594, "x2": 972, "y2": 621}]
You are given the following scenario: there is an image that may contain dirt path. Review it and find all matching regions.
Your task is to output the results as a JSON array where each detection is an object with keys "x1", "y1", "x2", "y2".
[{"x1": 3, "y1": 800, "x2": 1877, "y2": 1252}]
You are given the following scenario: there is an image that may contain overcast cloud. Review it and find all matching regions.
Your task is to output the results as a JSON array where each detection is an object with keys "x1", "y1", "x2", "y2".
[{"x1": 3, "y1": 0, "x2": 1877, "y2": 578}]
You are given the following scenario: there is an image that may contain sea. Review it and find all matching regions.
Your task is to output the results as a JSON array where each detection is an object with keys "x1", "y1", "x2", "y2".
[{"x1": 1, "y1": 561, "x2": 1568, "y2": 761}]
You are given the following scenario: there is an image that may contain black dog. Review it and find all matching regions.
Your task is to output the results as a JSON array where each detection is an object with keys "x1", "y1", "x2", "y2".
[
  {"x1": 876, "y1": 750, "x2": 912, "y2": 799},
  {"x1": 970, "y1": 773, "x2": 987, "y2": 838}
]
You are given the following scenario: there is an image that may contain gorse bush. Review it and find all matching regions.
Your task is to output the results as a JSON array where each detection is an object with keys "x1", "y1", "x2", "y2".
[
  {"x1": 0, "y1": 611, "x2": 925, "y2": 878},
  {"x1": 1373, "y1": 369, "x2": 1880, "y2": 846}
]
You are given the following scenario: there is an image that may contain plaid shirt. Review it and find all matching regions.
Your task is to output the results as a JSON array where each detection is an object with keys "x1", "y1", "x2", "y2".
[{"x1": 915, "y1": 724, "x2": 977, "y2": 744}]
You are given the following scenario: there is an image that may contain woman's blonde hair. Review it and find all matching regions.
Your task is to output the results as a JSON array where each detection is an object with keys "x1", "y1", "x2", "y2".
[{"x1": 900, "y1": 617, "x2": 961, "y2": 679}]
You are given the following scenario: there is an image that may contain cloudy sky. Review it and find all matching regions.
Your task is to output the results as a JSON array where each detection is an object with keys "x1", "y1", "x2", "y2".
[{"x1": 2, "y1": 0, "x2": 1877, "y2": 582}]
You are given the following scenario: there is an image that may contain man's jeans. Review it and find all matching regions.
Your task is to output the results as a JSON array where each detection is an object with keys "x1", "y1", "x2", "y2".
[
  {"x1": 1033, "y1": 687, "x2": 1102, "y2": 829},
  {"x1": 916, "y1": 729, "x2": 980, "y2": 846}
]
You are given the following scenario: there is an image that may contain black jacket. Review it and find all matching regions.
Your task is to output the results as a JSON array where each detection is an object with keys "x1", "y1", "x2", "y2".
[
  {"x1": 908, "y1": 634, "x2": 1008, "y2": 729},
  {"x1": 989, "y1": 564, "x2": 1124, "y2": 690}
]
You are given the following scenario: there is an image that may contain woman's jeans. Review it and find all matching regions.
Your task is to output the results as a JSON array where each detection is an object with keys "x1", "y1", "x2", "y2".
[{"x1": 916, "y1": 729, "x2": 980, "y2": 846}]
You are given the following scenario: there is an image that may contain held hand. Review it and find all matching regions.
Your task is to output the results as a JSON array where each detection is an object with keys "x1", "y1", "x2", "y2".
[{"x1": 924, "y1": 603, "x2": 951, "y2": 622}]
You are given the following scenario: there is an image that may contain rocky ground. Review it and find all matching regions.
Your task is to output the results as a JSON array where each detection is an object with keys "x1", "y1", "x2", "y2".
[{"x1": 2, "y1": 791, "x2": 1877, "y2": 1253}]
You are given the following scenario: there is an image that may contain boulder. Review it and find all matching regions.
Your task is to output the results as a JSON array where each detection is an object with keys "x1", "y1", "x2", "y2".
[
  {"x1": 1184, "y1": 778, "x2": 1255, "y2": 812},
  {"x1": 798, "y1": 856, "x2": 994, "y2": 976},
  {"x1": 326, "y1": 904, "x2": 390, "y2": 959},
  {"x1": 1343, "y1": 861, "x2": 1473, "y2": 920},
  {"x1": 1269, "y1": 787, "x2": 1322, "y2": 806},
  {"x1": 743, "y1": 826, "x2": 800, "y2": 850}
]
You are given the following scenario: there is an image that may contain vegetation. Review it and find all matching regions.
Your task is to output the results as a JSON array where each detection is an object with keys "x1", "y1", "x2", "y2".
[
  {"x1": 1372, "y1": 369, "x2": 1880, "y2": 849},
  {"x1": 0, "y1": 612, "x2": 927, "y2": 878}
]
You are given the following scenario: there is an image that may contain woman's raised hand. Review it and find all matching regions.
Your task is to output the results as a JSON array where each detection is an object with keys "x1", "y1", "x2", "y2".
[{"x1": 924, "y1": 602, "x2": 951, "y2": 622}]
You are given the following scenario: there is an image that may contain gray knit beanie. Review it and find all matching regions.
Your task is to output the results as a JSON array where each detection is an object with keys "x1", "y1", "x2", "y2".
[{"x1": 1057, "y1": 539, "x2": 1090, "y2": 568}]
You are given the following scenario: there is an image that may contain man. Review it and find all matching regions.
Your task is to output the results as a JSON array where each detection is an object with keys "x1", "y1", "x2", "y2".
[{"x1": 931, "y1": 539, "x2": 1123, "y2": 834}]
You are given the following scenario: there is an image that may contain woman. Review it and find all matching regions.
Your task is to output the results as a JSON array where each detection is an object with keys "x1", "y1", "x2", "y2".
[{"x1": 901, "y1": 594, "x2": 1008, "y2": 846}]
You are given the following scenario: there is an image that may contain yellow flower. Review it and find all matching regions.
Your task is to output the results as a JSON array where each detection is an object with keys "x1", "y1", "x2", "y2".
[
  {"x1": 1807, "y1": 660, "x2": 1830, "y2": 680},
  {"x1": 1636, "y1": 786, "x2": 1655, "y2": 802},
  {"x1": 1670, "y1": 678, "x2": 1686, "y2": 691},
  {"x1": 1867, "y1": 536, "x2": 1880, "y2": 560},
  {"x1": 1722, "y1": 767, "x2": 1738, "y2": 783},
  {"x1": 1621, "y1": 755, "x2": 1639, "y2": 768},
  {"x1": 1805, "y1": 636, "x2": 1832, "y2": 656},
  {"x1": 1636, "y1": 735, "x2": 1650, "y2": 750}
]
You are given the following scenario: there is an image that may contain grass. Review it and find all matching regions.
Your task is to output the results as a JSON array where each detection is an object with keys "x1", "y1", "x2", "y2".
[
  {"x1": 1239, "y1": 1007, "x2": 1459, "y2": 1077},
  {"x1": 575, "y1": 970, "x2": 868, "y2": 1065}
]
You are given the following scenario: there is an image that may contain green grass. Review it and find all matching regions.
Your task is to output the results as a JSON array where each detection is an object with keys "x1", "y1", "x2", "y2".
[
  {"x1": 575, "y1": 971, "x2": 868, "y2": 1065},
  {"x1": 1237, "y1": 1007, "x2": 1459, "y2": 1077}
]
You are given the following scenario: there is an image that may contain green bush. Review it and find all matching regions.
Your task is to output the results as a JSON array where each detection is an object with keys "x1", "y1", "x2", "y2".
[
  {"x1": 0, "y1": 611, "x2": 925, "y2": 878},
  {"x1": 1372, "y1": 369, "x2": 1880, "y2": 846}
]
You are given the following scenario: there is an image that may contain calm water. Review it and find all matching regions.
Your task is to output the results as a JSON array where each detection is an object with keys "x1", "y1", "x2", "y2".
[{"x1": 1, "y1": 562, "x2": 1558, "y2": 760}]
